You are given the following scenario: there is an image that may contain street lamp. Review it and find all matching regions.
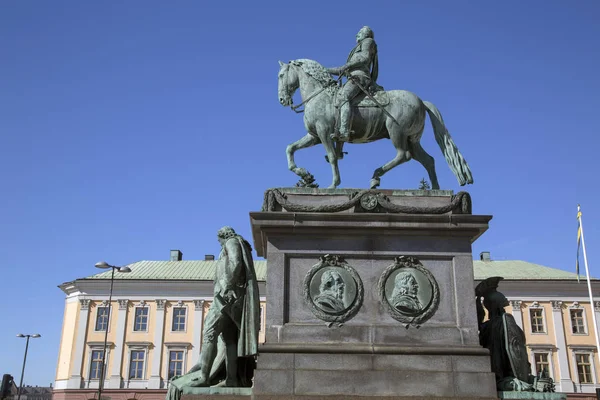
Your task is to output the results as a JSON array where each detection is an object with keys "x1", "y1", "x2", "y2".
[
  {"x1": 16, "y1": 333, "x2": 41, "y2": 400},
  {"x1": 94, "y1": 262, "x2": 131, "y2": 400}
]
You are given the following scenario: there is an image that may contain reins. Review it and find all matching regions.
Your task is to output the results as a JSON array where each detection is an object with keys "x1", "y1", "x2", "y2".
[{"x1": 289, "y1": 74, "x2": 342, "y2": 114}]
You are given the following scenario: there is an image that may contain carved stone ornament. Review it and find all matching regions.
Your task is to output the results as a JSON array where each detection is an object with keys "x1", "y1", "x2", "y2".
[
  {"x1": 80, "y1": 299, "x2": 91, "y2": 310},
  {"x1": 194, "y1": 300, "x2": 205, "y2": 311},
  {"x1": 118, "y1": 299, "x2": 129, "y2": 310},
  {"x1": 510, "y1": 300, "x2": 522, "y2": 312},
  {"x1": 156, "y1": 299, "x2": 166, "y2": 310},
  {"x1": 262, "y1": 188, "x2": 472, "y2": 215},
  {"x1": 303, "y1": 254, "x2": 364, "y2": 327},
  {"x1": 551, "y1": 300, "x2": 563, "y2": 311},
  {"x1": 378, "y1": 256, "x2": 440, "y2": 327}
]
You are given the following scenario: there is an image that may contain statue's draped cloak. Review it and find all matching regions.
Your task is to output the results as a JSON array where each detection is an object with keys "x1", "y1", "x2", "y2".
[
  {"x1": 235, "y1": 236, "x2": 260, "y2": 358},
  {"x1": 480, "y1": 314, "x2": 513, "y2": 382}
]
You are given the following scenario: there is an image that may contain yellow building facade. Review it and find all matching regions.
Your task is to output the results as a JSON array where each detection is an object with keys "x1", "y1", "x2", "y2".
[{"x1": 53, "y1": 252, "x2": 600, "y2": 400}]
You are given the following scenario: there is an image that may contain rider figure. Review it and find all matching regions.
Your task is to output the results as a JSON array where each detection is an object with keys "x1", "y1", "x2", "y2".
[{"x1": 327, "y1": 26, "x2": 381, "y2": 142}]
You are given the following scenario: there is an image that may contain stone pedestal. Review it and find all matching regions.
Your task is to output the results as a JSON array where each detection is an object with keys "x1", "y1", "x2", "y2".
[
  {"x1": 249, "y1": 188, "x2": 497, "y2": 399},
  {"x1": 497, "y1": 392, "x2": 567, "y2": 400}
]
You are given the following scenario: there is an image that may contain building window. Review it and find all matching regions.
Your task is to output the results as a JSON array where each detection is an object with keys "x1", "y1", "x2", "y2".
[
  {"x1": 134, "y1": 307, "x2": 148, "y2": 331},
  {"x1": 172, "y1": 308, "x2": 186, "y2": 332},
  {"x1": 533, "y1": 353, "x2": 550, "y2": 377},
  {"x1": 571, "y1": 309, "x2": 586, "y2": 334},
  {"x1": 576, "y1": 353, "x2": 593, "y2": 383},
  {"x1": 95, "y1": 307, "x2": 109, "y2": 331},
  {"x1": 530, "y1": 308, "x2": 545, "y2": 333},
  {"x1": 89, "y1": 350, "x2": 104, "y2": 380},
  {"x1": 168, "y1": 351, "x2": 184, "y2": 379},
  {"x1": 128, "y1": 350, "x2": 145, "y2": 380}
]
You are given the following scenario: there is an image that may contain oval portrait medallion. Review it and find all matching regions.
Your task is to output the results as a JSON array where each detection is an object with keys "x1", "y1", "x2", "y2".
[
  {"x1": 303, "y1": 254, "x2": 363, "y2": 324},
  {"x1": 378, "y1": 256, "x2": 440, "y2": 326}
]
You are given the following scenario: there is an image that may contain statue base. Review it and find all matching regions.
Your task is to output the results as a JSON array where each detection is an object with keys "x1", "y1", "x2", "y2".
[
  {"x1": 497, "y1": 392, "x2": 567, "y2": 400},
  {"x1": 250, "y1": 188, "x2": 496, "y2": 399},
  {"x1": 181, "y1": 387, "x2": 252, "y2": 399}
]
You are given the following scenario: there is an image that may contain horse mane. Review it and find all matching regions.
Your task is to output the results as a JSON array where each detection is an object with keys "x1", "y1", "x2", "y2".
[{"x1": 291, "y1": 59, "x2": 337, "y2": 95}]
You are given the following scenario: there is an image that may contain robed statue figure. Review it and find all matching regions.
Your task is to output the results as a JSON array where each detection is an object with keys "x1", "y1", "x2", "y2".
[
  {"x1": 165, "y1": 226, "x2": 260, "y2": 399},
  {"x1": 476, "y1": 277, "x2": 555, "y2": 393}
]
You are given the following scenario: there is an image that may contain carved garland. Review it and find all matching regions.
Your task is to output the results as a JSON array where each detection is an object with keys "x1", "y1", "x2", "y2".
[
  {"x1": 378, "y1": 256, "x2": 440, "y2": 327},
  {"x1": 302, "y1": 254, "x2": 364, "y2": 327},
  {"x1": 262, "y1": 188, "x2": 472, "y2": 215}
]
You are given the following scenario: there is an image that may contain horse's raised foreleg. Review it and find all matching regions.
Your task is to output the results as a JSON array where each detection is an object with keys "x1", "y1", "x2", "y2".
[{"x1": 286, "y1": 133, "x2": 320, "y2": 187}]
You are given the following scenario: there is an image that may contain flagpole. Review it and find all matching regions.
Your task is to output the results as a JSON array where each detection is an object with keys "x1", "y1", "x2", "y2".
[{"x1": 578, "y1": 205, "x2": 600, "y2": 355}]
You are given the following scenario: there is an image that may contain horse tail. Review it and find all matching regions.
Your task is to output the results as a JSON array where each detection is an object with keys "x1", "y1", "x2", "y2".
[{"x1": 422, "y1": 100, "x2": 474, "y2": 186}]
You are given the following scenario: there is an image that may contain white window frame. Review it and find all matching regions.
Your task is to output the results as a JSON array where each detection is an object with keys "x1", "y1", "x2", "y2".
[
  {"x1": 165, "y1": 342, "x2": 191, "y2": 382},
  {"x1": 85, "y1": 342, "x2": 113, "y2": 388},
  {"x1": 528, "y1": 302, "x2": 547, "y2": 334},
  {"x1": 133, "y1": 301, "x2": 150, "y2": 333},
  {"x1": 171, "y1": 301, "x2": 188, "y2": 333},
  {"x1": 125, "y1": 342, "x2": 151, "y2": 388},
  {"x1": 568, "y1": 302, "x2": 588, "y2": 336},
  {"x1": 570, "y1": 346, "x2": 597, "y2": 386},
  {"x1": 259, "y1": 304, "x2": 265, "y2": 331},
  {"x1": 527, "y1": 344, "x2": 555, "y2": 379},
  {"x1": 94, "y1": 301, "x2": 112, "y2": 333}
]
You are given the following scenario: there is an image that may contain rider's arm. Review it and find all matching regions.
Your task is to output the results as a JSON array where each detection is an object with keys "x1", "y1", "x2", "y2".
[
  {"x1": 342, "y1": 39, "x2": 375, "y2": 71},
  {"x1": 328, "y1": 39, "x2": 375, "y2": 75}
]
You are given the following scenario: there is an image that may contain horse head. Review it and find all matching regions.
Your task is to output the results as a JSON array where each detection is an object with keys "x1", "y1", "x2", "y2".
[{"x1": 278, "y1": 60, "x2": 301, "y2": 107}]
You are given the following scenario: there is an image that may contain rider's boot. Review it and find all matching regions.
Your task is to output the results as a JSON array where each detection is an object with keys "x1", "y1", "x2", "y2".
[{"x1": 337, "y1": 102, "x2": 353, "y2": 142}]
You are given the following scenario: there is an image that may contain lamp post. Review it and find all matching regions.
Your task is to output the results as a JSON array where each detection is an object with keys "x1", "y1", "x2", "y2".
[
  {"x1": 94, "y1": 261, "x2": 131, "y2": 400},
  {"x1": 16, "y1": 333, "x2": 41, "y2": 400}
]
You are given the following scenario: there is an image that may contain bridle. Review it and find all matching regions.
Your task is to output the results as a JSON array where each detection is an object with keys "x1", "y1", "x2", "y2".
[{"x1": 281, "y1": 64, "x2": 339, "y2": 114}]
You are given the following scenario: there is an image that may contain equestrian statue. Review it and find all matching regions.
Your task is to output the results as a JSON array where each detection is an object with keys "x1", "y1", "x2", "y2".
[{"x1": 278, "y1": 26, "x2": 474, "y2": 189}]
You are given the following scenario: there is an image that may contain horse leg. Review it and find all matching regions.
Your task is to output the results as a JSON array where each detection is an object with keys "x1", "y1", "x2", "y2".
[
  {"x1": 318, "y1": 130, "x2": 341, "y2": 189},
  {"x1": 370, "y1": 124, "x2": 411, "y2": 189},
  {"x1": 287, "y1": 133, "x2": 320, "y2": 183},
  {"x1": 324, "y1": 142, "x2": 346, "y2": 163},
  {"x1": 409, "y1": 139, "x2": 440, "y2": 190}
]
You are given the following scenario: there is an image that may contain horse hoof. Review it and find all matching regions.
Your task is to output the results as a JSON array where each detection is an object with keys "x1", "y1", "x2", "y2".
[{"x1": 370, "y1": 178, "x2": 380, "y2": 189}]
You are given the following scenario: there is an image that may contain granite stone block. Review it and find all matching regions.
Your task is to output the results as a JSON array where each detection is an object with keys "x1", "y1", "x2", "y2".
[
  {"x1": 294, "y1": 370, "x2": 455, "y2": 397},
  {"x1": 453, "y1": 372, "x2": 498, "y2": 398},
  {"x1": 373, "y1": 354, "x2": 452, "y2": 372},
  {"x1": 294, "y1": 354, "x2": 373, "y2": 370},
  {"x1": 256, "y1": 353, "x2": 294, "y2": 370},
  {"x1": 252, "y1": 370, "x2": 294, "y2": 395},
  {"x1": 451, "y1": 355, "x2": 492, "y2": 373}
]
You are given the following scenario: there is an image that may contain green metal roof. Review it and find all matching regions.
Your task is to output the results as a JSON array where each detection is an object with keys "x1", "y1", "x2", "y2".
[
  {"x1": 80, "y1": 259, "x2": 585, "y2": 282},
  {"x1": 473, "y1": 260, "x2": 587, "y2": 280},
  {"x1": 84, "y1": 260, "x2": 267, "y2": 281}
]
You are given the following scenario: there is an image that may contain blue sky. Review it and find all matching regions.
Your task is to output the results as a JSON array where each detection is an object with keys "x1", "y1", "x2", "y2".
[{"x1": 1, "y1": 0, "x2": 599, "y2": 386}]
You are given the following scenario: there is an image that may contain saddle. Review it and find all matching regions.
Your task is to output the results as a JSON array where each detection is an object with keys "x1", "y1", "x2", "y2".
[{"x1": 333, "y1": 84, "x2": 390, "y2": 108}]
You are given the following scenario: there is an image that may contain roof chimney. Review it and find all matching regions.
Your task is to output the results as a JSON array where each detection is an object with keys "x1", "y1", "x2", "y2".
[
  {"x1": 480, "y1": 251, "x2": 491, "y2": 262},
  {"x1": 170, "y1": 250, "x2": 183, "y2": 261},
  {"x1": 205, "y1": 254, "x2": 215, "y2": 261}
]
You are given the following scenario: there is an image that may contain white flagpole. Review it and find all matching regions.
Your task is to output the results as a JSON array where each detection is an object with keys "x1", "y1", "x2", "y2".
[{"x1": 578, "y1": 205, "x2": 600, "y2": 355}]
